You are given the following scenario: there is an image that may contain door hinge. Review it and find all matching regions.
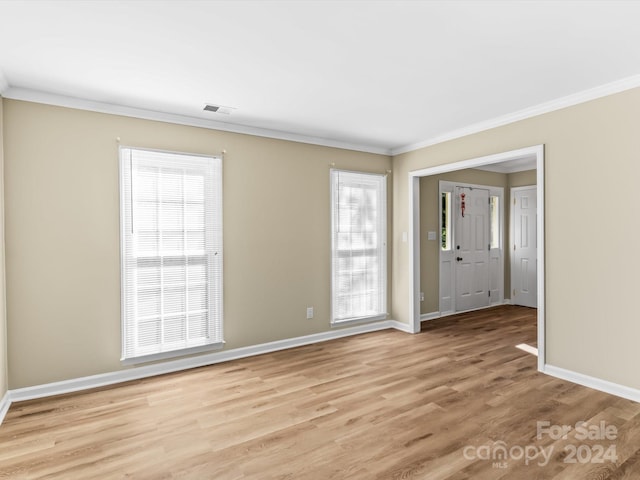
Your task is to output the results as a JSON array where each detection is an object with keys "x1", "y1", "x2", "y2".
[
  {"x1": 513, "y1": 289, "x2": 516, "y2": 296},
  {"x1": 488, "y1": 291, "x2": 491, "y2": 297}
]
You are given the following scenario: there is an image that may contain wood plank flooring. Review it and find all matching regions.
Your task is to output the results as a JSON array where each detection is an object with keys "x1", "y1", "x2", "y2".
[{"x1": 2, "y1": 305, "x2": 640, "y2": 479}]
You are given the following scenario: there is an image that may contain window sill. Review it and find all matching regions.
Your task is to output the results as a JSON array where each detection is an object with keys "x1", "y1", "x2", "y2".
[
  {"x1": 331, "y1": 313, "x2": 388, "y2": 328},
  {"x1": 121, "y1": 341, "x2": 225, "y2": 366}
]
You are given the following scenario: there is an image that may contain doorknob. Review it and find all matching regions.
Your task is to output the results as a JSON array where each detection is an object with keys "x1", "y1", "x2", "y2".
[{"x1": 456, "y1": 257, "x2": 463, "y2": 262}]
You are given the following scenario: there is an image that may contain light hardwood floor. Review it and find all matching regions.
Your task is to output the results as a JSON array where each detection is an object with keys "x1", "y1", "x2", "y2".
[{"x1": 1, "y1": 306, "x2": 640, "y2": 479}]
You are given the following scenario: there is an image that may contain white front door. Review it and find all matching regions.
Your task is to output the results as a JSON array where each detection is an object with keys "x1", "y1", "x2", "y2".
[
  {"x1": 511, "y1": 186, "x2": 537, "y2": 308},
  {"x1": 455, "y1": 186, "x2": 490, "y2": 312}
]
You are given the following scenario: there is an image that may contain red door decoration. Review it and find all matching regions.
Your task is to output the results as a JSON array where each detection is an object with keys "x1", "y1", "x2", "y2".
[{"x1": 460, "y1": 192, "x2": 466, "y2": 218}]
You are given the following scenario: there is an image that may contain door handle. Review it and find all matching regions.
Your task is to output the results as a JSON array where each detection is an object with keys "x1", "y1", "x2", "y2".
[{"x1": 456, "y1": 257, "x2": 463, "y2": 262}]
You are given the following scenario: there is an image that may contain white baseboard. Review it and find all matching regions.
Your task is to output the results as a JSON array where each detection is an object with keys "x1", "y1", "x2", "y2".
[
  {"x1": 543, "y1": 364, "x2": 640, "y2": 404},
  {"x1": 420, "y1": 312, "x2": 440, "y2": 322},
  {"x1": 420, "y1": 302, "x2": 517, "y2": 322},
  {"x1": 8, "y1": 320, "x2": 397, "y2": 405},
  {"x1": 0, "y1": 391, "x2": 11, "y2": 425},
  {"x1": 8, "y1": 324, "x2": 639, "y2": 427},
  {"x1": 390, "y1": 320, "x2": 415, "y2": 333}
]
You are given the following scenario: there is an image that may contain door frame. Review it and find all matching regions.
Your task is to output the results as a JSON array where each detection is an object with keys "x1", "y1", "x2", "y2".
[
  {"x1": 408, "y1": 145, "x2": 545, "y2": 371},
  {"x1": 439, "y1": 181, "x2": 504, "y2": 315}
]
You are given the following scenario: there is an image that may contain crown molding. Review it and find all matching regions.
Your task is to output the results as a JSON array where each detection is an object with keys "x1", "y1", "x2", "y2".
[
  {"x1": 392, "y1": 73, "x2": 640, "y2": 156},
  {"x1": 5, "y1": 73, "x2": 640, "y2": 158},
  {"x1": 1, "y1": 87, "x2": 392, "y2": 156}
]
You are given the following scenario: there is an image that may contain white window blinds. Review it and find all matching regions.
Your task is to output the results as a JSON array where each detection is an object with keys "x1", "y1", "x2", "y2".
[
  {"x1": 330, "y1": 169, "x2": 387, "y2": 323},
  {"x1": 120, "y1": 147, "x2": 223, "y2": 361}
]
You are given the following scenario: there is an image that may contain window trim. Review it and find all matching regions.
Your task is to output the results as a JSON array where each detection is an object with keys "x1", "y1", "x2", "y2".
[
  {"x1": 119, "y1": 146, "x2": 224, "y2": 364},
  {"x1": 330, "y1": 168, "x2": 388, "y2": 325}
]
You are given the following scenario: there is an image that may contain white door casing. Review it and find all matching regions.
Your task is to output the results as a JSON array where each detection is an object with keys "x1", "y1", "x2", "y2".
[
  {"x1": 511, "y1": 186, "x2": 537, "y2": 308},
  {"x1": 455, "y1": 186, "x2": 490, "y2": 312}
]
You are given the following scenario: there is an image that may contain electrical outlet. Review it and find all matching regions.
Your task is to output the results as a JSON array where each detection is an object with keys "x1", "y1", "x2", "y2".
[
  {"x1": 306, "y1": 307, "x2": 314, "y2": 319},
  {"x1": 420, "y1": 292, "x2": 425, "y2": 302}
]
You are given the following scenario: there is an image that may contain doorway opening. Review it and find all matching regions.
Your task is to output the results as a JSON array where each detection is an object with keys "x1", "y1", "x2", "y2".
[{"x1": 408, "y1": 145, "x2": 545, "y2": 371}]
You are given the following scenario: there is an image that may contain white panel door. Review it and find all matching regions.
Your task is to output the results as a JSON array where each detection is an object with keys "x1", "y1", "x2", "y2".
[
  {"x1": 511, "y1": 186, "x2": 537, "y2": 308},
  {"x1": 455, "y1": 187, "x2": 490, "y2": 312}
]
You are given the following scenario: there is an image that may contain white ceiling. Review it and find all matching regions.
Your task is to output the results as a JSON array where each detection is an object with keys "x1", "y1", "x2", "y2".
[{"x1": 1, "y1": 0, "x2": 640, "y2": 155}]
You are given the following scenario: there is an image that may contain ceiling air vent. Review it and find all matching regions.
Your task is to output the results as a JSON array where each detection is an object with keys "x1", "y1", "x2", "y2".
[{"x1": 203, "y1": 104, "x2": 234, "y2": 115}]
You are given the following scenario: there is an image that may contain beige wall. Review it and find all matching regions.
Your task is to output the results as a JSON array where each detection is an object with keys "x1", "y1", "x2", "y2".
[
  {"x1": 3, "y1": 99, "x2": 391, "y2": 389},
  {"x1": 4, "y1": 87, "x2": 640, "y2": 395},
  {"x1": 393, "y1": 87, "x2": 640, "y2": 389},
  {"x1": 508, "y1": 169, "x2": 536, "y2": 189},
  {"x1": 0, "y1": 97, "x2": 7, "y2": 399}
]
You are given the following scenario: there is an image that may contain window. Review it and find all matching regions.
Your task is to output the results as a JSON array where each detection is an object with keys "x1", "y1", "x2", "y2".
[
  {"x1": 441, "y1": 192, "x2": 451, "y2": 251},
  {"x1": 119, "y1": 147, "x2": 223, "y2": 362},
  {"x1": 490, "y1": 195, "x2": 500, "y2": 249},
  {"x1": 330, "y1": 170, "x2": 387, "y2": 323}
]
